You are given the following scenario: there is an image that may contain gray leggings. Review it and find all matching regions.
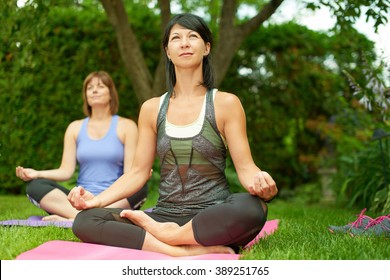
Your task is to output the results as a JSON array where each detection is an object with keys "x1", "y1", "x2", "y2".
[
  {"x1": 26, "y1": 178, "x2": 148, "y2": 212},
  {"x1": 72, "y1": 193, "x2": 267, "y2": 252}
]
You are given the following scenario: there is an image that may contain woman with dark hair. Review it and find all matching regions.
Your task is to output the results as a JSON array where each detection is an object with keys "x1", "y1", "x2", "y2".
[
  {"x1": 16, "y1": 71, "x2": 148, "y2": 221},
  {"x1": 68, "y1": 14, "x2": 277, "y2": 256}
]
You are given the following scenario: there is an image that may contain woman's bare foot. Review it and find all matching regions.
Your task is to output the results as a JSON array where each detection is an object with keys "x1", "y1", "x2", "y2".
[
  {"x1": 120, "y1": 210, "x2": 182, "y2": 244},
  {"x1": 179, "y1": 245, "x2": 235, "y2": 257},
  {"x1": 142, "y1": 231, "x2": 236, "y2": 257},
  {"x1": 42, "y1": 214, "x2": 74, "y2": 222}
]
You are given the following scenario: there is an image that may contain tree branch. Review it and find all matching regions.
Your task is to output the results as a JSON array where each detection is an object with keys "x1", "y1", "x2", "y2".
[
  {"x1": 239, "y1": 0, "x2": 284, "y2": 36},
  {"x1": 100, "y1": 0, "x2": 153, "y2": 102},
  {"x1": 213, "y1": 0, "x2": 284, "y2": 86}
]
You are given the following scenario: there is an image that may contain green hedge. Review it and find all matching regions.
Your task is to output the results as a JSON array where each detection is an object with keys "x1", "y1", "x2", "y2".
[{"x1": 0, "y1": 5, "x2": 146, "y2": 193}]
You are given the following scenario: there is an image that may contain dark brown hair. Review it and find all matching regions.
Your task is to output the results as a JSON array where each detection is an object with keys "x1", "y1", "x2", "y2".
[{"x1": 162, "y1": 13, "x2": 214, "y2": 93}]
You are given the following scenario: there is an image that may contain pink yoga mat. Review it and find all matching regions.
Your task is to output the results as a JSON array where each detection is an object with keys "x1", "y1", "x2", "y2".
[{"x1": 16, "y1": 219, "x2": 279, "y2": 260}]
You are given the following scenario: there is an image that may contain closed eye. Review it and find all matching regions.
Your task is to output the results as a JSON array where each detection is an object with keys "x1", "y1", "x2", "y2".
[{"x1": 170, "y1": 35, "x2": 180, "y2": 41}]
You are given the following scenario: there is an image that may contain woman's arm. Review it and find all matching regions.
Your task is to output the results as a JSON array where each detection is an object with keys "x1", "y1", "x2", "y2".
[
  {"x1": 16, "y1": 121, "x2": 80, "y2": 182},
  {"x1": 68, "y1": 98, "x2": 160, "y2": 209},
  {"x1": 215, "y1": 91, "x2": 277, "y2": 201},
  {"x1": 118, "y1": 117, "x2": 139, "y2": 173}
]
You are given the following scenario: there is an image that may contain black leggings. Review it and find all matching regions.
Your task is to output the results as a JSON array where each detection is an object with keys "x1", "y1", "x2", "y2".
[
  {"x1": 26, "y1": 178, "x2": 148, "y2": 212},
  {"x1": 72, "y1": 193, "x2": 267, "y2": 252}
]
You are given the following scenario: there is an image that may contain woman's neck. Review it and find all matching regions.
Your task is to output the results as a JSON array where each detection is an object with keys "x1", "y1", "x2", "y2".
[
  {"x1": 173, "y1": 66, "x2": 205, "y2": 98},
  {"x1": 90, "y1": 107, "x2": 112, "y2": 121}
]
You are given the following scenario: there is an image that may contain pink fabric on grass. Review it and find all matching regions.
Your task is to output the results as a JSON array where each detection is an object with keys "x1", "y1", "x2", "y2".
[
  {"x1": 16, "y1": 219, "x2": 279, "y2": 260},
  {"x1": 244, "y1": 219, "x2": 279, "y2": 248},
  {"x1": 17, "y1": 241, "x2": 239, "y2": 260}
]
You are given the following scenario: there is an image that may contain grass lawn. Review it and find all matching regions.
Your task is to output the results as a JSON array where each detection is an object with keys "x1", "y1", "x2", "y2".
[{"x1": 0, "y1": 194, "x2": 388, "y2": 260}]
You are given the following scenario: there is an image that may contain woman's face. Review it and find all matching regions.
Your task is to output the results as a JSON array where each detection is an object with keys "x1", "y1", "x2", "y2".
[
  {"x1": 165, "y1": 24, "x2": 210, "y2": 68},
  {"x1": 85, "y1": 77, "x2": 111, "y2": 108}
]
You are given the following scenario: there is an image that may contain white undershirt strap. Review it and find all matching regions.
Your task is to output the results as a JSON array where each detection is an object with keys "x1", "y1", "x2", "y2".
[{"x1": 159, "y1": 89, "x2": 217, "y2": 138}]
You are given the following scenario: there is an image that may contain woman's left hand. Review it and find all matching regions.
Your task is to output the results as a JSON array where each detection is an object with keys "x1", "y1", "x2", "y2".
[
  {"x1": 68, "y1": 186, "x2": 99, "y2": 210},
  {"x1": 248, "y1": 171, "x2": 278, "y2": 201}
]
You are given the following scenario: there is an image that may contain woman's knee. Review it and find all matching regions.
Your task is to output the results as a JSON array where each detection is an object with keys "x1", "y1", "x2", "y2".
[
  {"x1": 72, "y1": 208, "x2": 145, "y2": 249},
  {"x1": 73, "y1": 208, "x2": 105, "y2": 242},
  {"x1": 225, "y1": 194, "x2": 268, "y2": 246},
  {"x1": 26, "y1": 179, "x2": 45, "y2": 196},
  {"x1": 230, "y1": 193, "x2": 267, "y2": 227},
  {"x1": 193, "y1": 193, "x2": 267, "y2": 246},
  {"x1": 72, "y1": 208, "x2": 123, "y2": 242},
  {"x1": 215, "y1": 194, "x2": 267, "y2": 245},
  {"x1": 249, "y1": 197, "x2": 268, "y2": 226},
  {"x1": 26, "y1": 179, "x2": 52, "y2": 205}
]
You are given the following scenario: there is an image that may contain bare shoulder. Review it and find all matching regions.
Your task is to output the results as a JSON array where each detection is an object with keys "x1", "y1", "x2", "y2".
[
  {"x1": 117, "y1": 116, "x2": 138, "y2": 130},
  {"x1": 139, "y1": 96, "x2": 161, "y2": 120},
  {"x1": 141, "y1": 96, "x2": 161, "y2": 111},
  {"x1": 63, "y1": 119, "x2": 83, "y2": 140},
  {"x1": 66, "y1": 119, "x2": 83, "y2": 133},
  {"x1": 136, "y1": 96, "x2": 164, "y2": 133},
  {"x1": 215, "y1": 90, "x2": 243, "y2": 110}
]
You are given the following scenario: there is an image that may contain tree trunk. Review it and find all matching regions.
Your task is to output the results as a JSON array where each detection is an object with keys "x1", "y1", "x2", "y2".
[
  {"x1": 100, "y1": 0, "x2": 284, "y2": 102},
  {"x1": 100, "y1": 0, "x2": 153, "y2": 103}
]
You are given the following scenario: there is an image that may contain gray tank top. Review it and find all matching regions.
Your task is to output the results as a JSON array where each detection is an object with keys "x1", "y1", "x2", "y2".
[{"x1": 154, "y1": 90, "x2": 231, "y2": 216}]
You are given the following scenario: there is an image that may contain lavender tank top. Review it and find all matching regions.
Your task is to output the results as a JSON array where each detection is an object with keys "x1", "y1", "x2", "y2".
[{"x1": 76, "y1": 115, "x2": 124, "y2": 195}]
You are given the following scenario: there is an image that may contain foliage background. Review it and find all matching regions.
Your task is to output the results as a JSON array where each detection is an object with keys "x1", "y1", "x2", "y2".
[{"x1": 1, "y1": 1, "x2": 389, "y2": 213}]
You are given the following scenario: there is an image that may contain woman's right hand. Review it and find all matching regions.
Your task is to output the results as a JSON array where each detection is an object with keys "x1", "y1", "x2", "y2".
[
  {"x1": 67, "y1": 186, "x2": 101, "y2": 210},
  {"x1": 15, "y1": 166, "x2": 38, "y2": 181}
]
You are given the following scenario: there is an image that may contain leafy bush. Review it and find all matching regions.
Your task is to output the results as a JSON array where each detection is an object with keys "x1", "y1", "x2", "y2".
[
  {"x1": 222, "y1": 22, "x2": 378, "y2": 192},
  {"x1": 0, "y1": 3, "x2": 155, "y2": 193},
  {"x1": 327, "y1": 60, "x2": 390, "y2": 214},
  {"x1": 333, "y1": 135, "x2": 390, "y2": 214}
]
